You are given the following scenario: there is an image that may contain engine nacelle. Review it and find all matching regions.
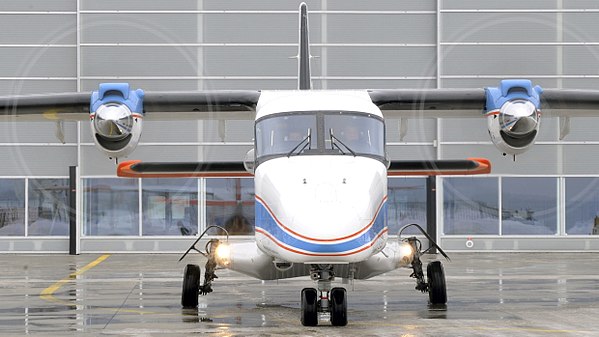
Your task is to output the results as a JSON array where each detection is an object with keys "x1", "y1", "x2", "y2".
[
  {"x1": 90, "y1": 83, "x2": 144, "y2": 159},
  {"x1": 485, "y1": 80, "x2": 543, "y2": 156}
]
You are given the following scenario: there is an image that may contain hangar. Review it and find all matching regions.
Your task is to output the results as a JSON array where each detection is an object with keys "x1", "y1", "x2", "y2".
[{"x1": 2, "y1": 0, "x2": 599, "y2": 253}]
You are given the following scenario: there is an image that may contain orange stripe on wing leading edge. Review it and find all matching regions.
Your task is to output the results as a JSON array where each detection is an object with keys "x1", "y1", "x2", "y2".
[
  {"x1": 387, "y1": 157, "x2": 491, "y2": 176},
  {"x1": 256, "y1": 227, "x2": 388, "y2": 257},
  {"x1": 255, "y1": 195, "x2": 388, "y2": 243},
  {"x1": 116, "y1": 160, "x2": 252, "y2": 178}
]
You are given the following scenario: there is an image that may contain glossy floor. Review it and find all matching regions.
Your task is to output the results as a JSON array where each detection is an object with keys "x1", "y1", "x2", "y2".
[{"x1": 1, "y1": 252, "x2": 599, "y2": 336}]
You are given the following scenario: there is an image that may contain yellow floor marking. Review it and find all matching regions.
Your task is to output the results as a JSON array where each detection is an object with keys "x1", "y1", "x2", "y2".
[
  {"x1": 40, "y1": 254, "x2": 111, "y2": 305},
  {"x1": 39, "y1": 254, "x2": 167, "y2": 315}
]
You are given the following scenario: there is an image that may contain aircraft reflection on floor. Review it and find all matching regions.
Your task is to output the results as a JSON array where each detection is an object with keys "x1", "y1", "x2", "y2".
[{"x1": 0, "y1": 253, "x2": 598, "y2": 335}]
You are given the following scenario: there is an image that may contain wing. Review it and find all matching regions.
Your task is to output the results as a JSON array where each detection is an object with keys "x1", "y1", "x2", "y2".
[
  {"x1": 0, "y1": 90, "x2": 260, "y2": 121},
  {"x1": 117, "y1": 160, "x2": 252, "y2": 178},
  {"x1": 368, "y1": 87, "x2": 599, "y2": 118},
  {"x1": 368, "y1": 89, "x2": 486, "y2": 118},
  {"x1": 0, "y1": 92, "x2": 91, "y2": 121},
  {"x1": 387, "y1": 158, "x2": 491, "y2": 176}
]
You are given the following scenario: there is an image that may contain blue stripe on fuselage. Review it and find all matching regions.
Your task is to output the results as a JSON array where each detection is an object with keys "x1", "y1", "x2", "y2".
[{"x1": 255, "y1": 199, "x2": 387, "y2": 253}]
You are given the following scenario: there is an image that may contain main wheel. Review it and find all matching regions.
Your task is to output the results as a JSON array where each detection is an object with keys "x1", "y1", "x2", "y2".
[
  {"x1": 301, "y1": 288, "x2": 318, "y2": 326},
  {"x1": 330, "y1": 287, "x2": 347, "y2": 326},
  {"x1": 427, "y1": 261, "x2": 447, "y2": 305},
  {"x1": 181, "y1": 264, "x2": 201, "y2": 308}
]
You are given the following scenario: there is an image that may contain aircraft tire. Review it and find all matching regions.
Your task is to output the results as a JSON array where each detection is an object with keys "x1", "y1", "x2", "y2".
[
  {"x1": 301, "y1": 288, "x2": 318, "y2": 326},
  {"x1": 181, "y1": 264, "x2": 201, "y2": 308},
  {"x1": 427, "y1": 261, "x2": 447, "y2": 305},
  {"x1": 330, "y1": 287, "x2": 348, "y2": 326}
]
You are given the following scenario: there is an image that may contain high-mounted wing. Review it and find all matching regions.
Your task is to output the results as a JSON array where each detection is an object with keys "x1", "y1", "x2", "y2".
[
  {"x1": 368, "y1": 89, "x2": 486, "y2": 118},
  {"x1": 143, "y1": 90, "x2": 260, "y2": 120},
  {"x1": 0, "y1": 84, "x2": 260, "y2": 158},
  {"x1": 117, "y1": 160, "x2": 251, "y2": 178},
  {"x1": 370, "y1": 80, "x2": 599, "y2": 157},
  {"x1": 387, "y1": 158, "x2": 491, "y2": 176},
  {"x1": 0, "y1": 92, "x2": 91, "y2": 121},
  {"x1": 0, "y1": 89, "x2": 260, "y2": 121}
]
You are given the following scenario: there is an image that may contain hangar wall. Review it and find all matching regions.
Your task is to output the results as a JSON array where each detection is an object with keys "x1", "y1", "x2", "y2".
[{"x1": 1, "y1": 0, "x2": 599, "y2": 252}]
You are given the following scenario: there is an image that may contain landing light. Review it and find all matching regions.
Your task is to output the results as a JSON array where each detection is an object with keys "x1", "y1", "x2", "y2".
[
  {"x1": 215, "y1": 243, "x2": 231, "y2": 266},
  {"x1": 399, "y1": 242, "x2": 414, "y2": 263}
]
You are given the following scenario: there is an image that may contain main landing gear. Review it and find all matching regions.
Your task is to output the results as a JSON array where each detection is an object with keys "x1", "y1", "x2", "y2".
[
  {"x1": 400, "y1": 224, "x2": 449, "y2": 306},
  {"x1": 179, "y1": 226, "x2": 230, "y2": 308},
  {"x1": 301, "y1": 265, "x2": 347, "y2": 326}
]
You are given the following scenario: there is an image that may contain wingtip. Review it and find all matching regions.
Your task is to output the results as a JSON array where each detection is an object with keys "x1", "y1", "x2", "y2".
[
  {"x1": 467, "y1": 157, "x2": 492, "y2": 174},
  {"x1": 117, "y1": 160, "x2": 142, "y2": 178}
]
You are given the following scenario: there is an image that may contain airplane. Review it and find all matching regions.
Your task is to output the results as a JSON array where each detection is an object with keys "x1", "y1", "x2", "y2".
[{"x1": 2, "y1": 2, "x2": 599, "y2": 327}]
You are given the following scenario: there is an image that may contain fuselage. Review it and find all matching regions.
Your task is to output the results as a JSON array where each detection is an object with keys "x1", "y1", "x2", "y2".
[{"x1": 252, "y1": 90, "x2": 389, "y2": 264}]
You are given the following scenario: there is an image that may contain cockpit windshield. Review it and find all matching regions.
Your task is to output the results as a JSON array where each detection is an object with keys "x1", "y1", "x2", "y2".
[
  {"x1": 324, "y1": 113, "x2": 384, "y2": 157},
  {"x1": 255, "y1": 114, "x2": 317, "y2": 158},
  {"x1": 255, "y1": 111, "x2": 385, "y2": 164}
]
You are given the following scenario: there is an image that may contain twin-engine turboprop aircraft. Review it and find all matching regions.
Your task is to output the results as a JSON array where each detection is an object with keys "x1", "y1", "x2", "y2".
[{"x1": 3, "y1": 2, "x2": 599, "y2": 327}]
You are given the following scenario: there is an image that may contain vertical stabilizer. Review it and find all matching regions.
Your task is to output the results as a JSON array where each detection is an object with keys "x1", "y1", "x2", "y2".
[{"x1": 298, "y1": 2, "x2": 312, "y2": 90}]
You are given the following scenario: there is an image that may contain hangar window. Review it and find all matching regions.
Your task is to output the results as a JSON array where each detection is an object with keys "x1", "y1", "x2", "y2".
[
  {"x1": 0, "y1": 179, "x2": 25, "y2": 236},
  {"x1": 387, "y1": 177, "x2": 426, "y2": 235},
  {"x1": 565, "y1": 177, "x2": 599, "y2": 235},
  {"x1": 28, "y1": 178, "x2": 69, "y2": 236},
  {"x1": 502, "y1": 177, "x2": 557, "y2": 235},
  {"x1": 443, "y1": 177, "x2": 499, "y2": 235},
  {"x1": 205, "y1": 178, "x2": 254, "y2": 235},
  {"x1": 83, "y1": 178, "x2": 139, "y2": 236},
  {"x1": 142, "y1": 178, "x2": 198, "y2": 236}
]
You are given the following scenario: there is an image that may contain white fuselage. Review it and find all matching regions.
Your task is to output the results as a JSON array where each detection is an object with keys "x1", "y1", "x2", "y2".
[
  {"x1": 252, "y1": 90, "x2": 389, "y2": 264},
  {"x1": 255, "y1": 155, "x2": 388, "y2": 264}
]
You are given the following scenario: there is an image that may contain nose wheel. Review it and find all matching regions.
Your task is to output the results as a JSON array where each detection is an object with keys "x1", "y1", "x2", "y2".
[
  {"x1": 301, "y1": 288, "x2": 318, "y2": 326},
  {"x1": 300, "y1": 265, "x2": 348, "y2": 326},
  {"x1": 330, "y1": 287, "x2": 348, "y2": 326}
]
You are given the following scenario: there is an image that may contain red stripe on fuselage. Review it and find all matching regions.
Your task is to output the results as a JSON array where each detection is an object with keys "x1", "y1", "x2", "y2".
[
  {"x1": 255, "y1": 227, "x2": 388, "y2": 257},
  {"x1": 254, "y1": 194, "x2": 387, "y2": 243}
]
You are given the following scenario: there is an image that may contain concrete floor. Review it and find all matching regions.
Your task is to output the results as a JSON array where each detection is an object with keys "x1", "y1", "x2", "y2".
[{"x1": 1, "y1": 252, "x2": 599, "y2": 336}]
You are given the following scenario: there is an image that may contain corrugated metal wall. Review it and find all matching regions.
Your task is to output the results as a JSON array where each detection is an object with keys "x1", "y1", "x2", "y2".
[{"x1": 2, "y1": 0, "x2": 599, "y2": 251}]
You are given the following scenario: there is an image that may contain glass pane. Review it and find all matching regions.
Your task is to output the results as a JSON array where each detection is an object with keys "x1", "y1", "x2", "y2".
[
  {"x1": 28, "y1": 178, "x2": 69, "y2": 236},
  {"x1": 83, "y1": 178, "x2": 139, "y2": 236},
  {"x1": 256, "y1": 114, "x2": 316, "y2": 158},
  {"x1": 387, "y1": 178, "x2": 426, "y2": 236},
  {"x1": 443, "y1": 177, "x2": 499, "y2": 235},
  {"x1": 0, "y1": 179, "x2": 25, "y2": 236},
  {"x1": 502, "y1": 177, "x2": 557, "y2": 235},
  {"x1": 566, "y1": 177, "x2": 599, "y2": 235},
  {"x1": 142, "y1": 178, "x2": 198, "y2": 236},
  {"x1": 206, "y1": 178, "x2": 254, "y2": 235},
  {"x1": 324, "y1": 113, "x2": 385, "y2": 157}
]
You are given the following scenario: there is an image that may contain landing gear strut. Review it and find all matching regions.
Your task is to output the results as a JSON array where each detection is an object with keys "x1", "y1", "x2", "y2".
[
  {"x1": 300, "y1": 265, "x2": 347, "y2": 326},
  {"x1": 179, "y1": 226, "x2": 229, "y2": 307},
  {"x1": 400, "y1": 224, "x2": 450, "y2": 305}
]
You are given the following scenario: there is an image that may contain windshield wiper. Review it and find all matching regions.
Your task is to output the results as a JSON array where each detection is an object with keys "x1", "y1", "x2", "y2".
[
  {"x1": 329, "y1": 129, "x2": 356, "y2": 156},
  {"x1": 286, "y1": 129, "x2": 312, "y2": 157}
]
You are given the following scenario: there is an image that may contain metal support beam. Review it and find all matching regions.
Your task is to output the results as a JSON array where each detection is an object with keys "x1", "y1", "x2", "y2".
[
  {"x1": 69, "y1": 166, "x2": 79, "y2": 255},
  {"x1": 426, "y1": 176, "x2": 437, "y2": 254}
]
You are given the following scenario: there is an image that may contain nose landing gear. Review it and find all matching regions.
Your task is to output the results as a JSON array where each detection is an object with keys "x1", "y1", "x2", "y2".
[{"x1": 300, "y1": 265, "x2": 348, "y2": 326}]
